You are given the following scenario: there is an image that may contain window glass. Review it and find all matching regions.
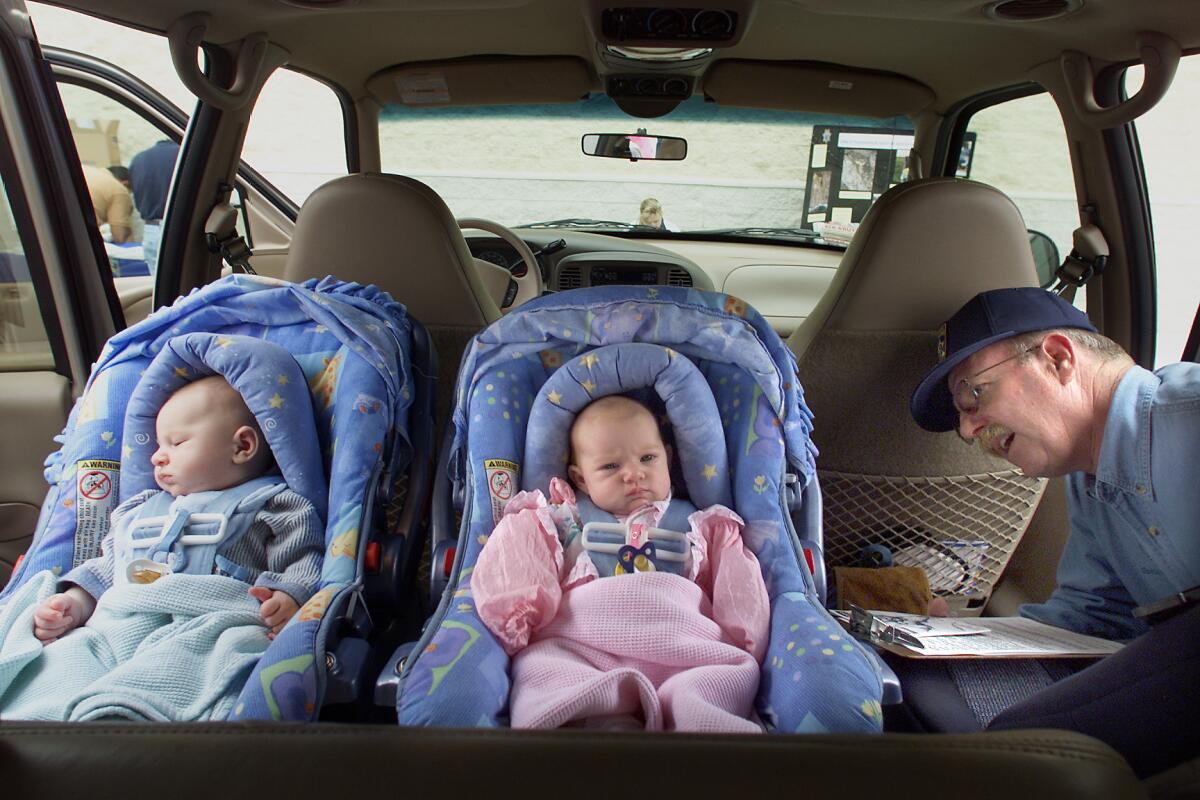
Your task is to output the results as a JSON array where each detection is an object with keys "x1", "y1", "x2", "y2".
[
  {"x1": 1126, "y1": 56, "x2": 1200, "y2": 366},
  {"x1": 0, "y1": 181, "x2": 53, "y2": 369},
  {"x1": 28, "y1": 3, "x2": 194, "y2": 113},
  {"x1": 243, "y1": 69, "x2": 346, "y2": 205},
  {"x1": 57, "y1": 82, "x2": 175, "y2": 277},
  {"x1": 379, "y1": 95, "x2": 912, "y2": 246},
  {"x1": 963, "y1": 92, "x2": 1079, "y2": 281}
]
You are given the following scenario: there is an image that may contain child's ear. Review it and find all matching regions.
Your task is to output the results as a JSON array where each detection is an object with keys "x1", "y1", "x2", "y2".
[
  {"x1": 567, "y1": 463, "x2": 586, "y2": 491},
  {"x1": 232, "y1": 425, "x2": 260, "y2": 464},
  {"x1": 664, "y1": 442, "x2": 673, "y2": 465}
]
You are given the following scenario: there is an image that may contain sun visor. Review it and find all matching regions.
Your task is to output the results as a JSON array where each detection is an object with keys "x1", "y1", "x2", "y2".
[
  {"x1": 703, "y1": 60, "x2": 934, "y2": 117},
  {"x1": 367, "y1": 57, "x2": 596, "y2": 107}
]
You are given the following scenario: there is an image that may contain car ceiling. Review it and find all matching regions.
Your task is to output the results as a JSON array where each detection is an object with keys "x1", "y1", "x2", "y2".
[{"x1": 46, "y1": 0, "x2": 1200, "y2": 114}]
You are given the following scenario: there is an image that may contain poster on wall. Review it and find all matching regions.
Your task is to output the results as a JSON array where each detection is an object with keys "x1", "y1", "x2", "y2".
[{"x1": 804, "y1": 125, "x2": 915, "y2": 226}]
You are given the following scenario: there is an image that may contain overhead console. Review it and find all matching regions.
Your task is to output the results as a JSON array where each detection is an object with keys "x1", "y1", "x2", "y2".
[
  {"x1": 601, "y1": 7, "x2": 738, "y2": 44},
  {"x1": 607, "y1": 74, "x2": 692, "y2": 101},
  {"x1": 586, "y1": 1, "x2": 754, "y2": 48},
  {"x1": 586, "y1": 2, "x2": 755, "y2": 117},
  {"x1": 604, "y1": 73, "x2": 694, "y2": 117}
]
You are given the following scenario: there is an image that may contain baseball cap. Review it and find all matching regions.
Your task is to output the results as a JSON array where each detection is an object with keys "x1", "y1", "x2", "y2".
[{"x1": 909, "y1": 287, "x2": 1097, "y2": 432}]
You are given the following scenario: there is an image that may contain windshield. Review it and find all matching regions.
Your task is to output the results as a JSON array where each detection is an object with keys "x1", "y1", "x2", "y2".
[{"x1": 379, "y1": 95, "x2": 914, "y2": 246}]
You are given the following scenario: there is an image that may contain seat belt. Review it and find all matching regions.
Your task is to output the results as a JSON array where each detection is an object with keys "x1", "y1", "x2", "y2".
[
  {"x1": 203, "y1": 182, "x2": 256, "y2": 274},
  {"x1": 1051, "y1": 223, "x2": 1108, "y2": 298}
]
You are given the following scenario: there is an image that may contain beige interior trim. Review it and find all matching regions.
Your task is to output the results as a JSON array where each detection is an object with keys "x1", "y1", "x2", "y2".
[
  {"x1": 241, "y1": 184, "x2": 295, "y2": 280},
  {"x1": 356, "y1": 96, "x2": 382, "y2": 173},
  {"x1": 1028, "y1": 55, "x2": 1133, "y2": 351},
  {"x1": 0, "y1": 371, "x2": 71, "y2": 507},
  {"x1": 704, "y1": 60, "x2": 935, "y2": 117},
  {"x1": 114, "y1": 276, "x2": 154, "y2": 327},
  {"x1": 366, "y1": 56, "x2": 596, "y2": 107}
]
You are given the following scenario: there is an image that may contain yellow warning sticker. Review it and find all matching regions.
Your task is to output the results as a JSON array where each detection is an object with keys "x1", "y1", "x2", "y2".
[
  {"x1": 484, "y1": 459, "x2": 519, "y2": 524},
  {"x1": 75, "y1": 459, "x2": 120, "y2": 566}
]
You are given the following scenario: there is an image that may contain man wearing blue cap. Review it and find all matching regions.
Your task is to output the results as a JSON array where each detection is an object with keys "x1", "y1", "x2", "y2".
[{"x1": 909, "y1": 286, "x2": 1199, "y2": 778}]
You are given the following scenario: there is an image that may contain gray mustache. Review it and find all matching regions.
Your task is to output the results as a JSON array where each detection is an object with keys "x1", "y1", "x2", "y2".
[{"x1": 975, "y1": 424, "x2": 1012, "y2": 457}]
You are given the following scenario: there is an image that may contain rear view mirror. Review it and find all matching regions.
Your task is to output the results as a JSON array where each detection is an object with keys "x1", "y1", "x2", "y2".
[
  {"x1": 581, "y1": 133, "x2": 687, "y2": 161},
  {"x1": 1028, "y1": 229, "x2": 1060, "y2": 288}
]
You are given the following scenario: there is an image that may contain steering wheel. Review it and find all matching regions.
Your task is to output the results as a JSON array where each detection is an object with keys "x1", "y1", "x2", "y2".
[{"x1": 456, "y1": 218, "x2": 544, "y2": 311}]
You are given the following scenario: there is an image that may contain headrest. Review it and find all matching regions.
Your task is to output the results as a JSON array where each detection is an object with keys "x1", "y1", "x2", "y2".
[
  {"x1": 282, "y1": 173, "x2": 500, "y2": 327},
  {"x1": 789, "y1": 178, "x2": 1039, "y2": 357},
  {"x1": 121, "y1": 333, "x2": 328, "y2": 519},
  {"x1": 523, "y1": 343, "x2": 733, "y2": 509}
]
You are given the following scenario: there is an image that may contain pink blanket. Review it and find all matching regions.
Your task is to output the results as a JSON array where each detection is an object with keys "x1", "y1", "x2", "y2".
[{"x1": 471, "y1": 486, "x2": 769, "y2": 732}]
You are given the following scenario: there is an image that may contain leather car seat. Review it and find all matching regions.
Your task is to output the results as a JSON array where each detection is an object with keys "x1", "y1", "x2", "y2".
[
  {"x1": 283, "y1": 172, "x2": 505, "y2": 428},
  {"x1": 787, "y1": 177, "x2": 1046, "y2": 609}
]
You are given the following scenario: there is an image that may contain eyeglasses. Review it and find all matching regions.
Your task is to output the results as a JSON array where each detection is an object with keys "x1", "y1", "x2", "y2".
[{"x1": 951, "y1": 342, "x2": 1042, "y2": 417}]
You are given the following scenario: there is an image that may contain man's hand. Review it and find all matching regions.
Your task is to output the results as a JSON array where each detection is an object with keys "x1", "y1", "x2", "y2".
[
  {"x1": 32, "y1": 587, "x2": 97, "y2": 643},
  {"x1": 248, "y1": 586, "x2": 299, "y2": 639}
]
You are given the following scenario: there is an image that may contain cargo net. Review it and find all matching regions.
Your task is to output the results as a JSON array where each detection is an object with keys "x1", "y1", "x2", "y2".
[{"x1": 820, "y1": 469, "x2": 1047, "y2": 609}]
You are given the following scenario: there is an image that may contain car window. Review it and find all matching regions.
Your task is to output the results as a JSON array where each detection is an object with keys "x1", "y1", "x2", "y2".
[
  {"x1": 56, "y1": 81, "x2": 175, "y2": 278},
  {"x1": 0, "y1": 176, "x2": 53, "y2": 370},
  {"x1": 379, "y1": 95, "x2": 913, "y2": 247},
  {"x1": 962, "y1": 92, "x2": 1078, "y2": 281},
  {"x1": 1125, "y1": 55, "x2": 1200, "y2": 366},
  {"x1": 27, "y1": 3, "x2": 194, "y2": 112},
  {"x1": 243, "y1": 69, "x2": 347, "y2": 206}
]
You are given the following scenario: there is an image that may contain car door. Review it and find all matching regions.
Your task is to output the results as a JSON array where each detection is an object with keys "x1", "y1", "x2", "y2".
[
  {"x1": 0, "y1": 0, "x2": 123, "y2": 584},
  {"x1": 43, "y1": 45, "x2": 299, "y2": 325}
]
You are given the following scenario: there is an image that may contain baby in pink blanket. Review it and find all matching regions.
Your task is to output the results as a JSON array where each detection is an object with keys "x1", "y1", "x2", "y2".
[{"x1": 471, "y1": 395, "x2": 770, "y2": 732}]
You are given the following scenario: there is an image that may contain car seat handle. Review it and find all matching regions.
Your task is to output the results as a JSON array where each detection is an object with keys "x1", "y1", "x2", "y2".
[
  {"x1": 1060, "y1": 31, "x2": 1180, "y2": 130},
  {"x1": 167, "y1": 12, "x2": 291, "y2": 111}
]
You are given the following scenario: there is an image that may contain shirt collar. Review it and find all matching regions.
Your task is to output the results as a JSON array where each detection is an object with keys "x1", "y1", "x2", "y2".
[{"x1": 1093, "y1": 365, "x2": 1157, "y2": 497}]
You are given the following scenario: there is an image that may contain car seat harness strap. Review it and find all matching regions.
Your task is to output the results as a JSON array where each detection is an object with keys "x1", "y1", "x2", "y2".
[
  {"x1": 576, "y1": 495, "x2": 696, "y2": 576},
  {"x1": 116, "y1": 476, "x2": 287, "y2": 585}
]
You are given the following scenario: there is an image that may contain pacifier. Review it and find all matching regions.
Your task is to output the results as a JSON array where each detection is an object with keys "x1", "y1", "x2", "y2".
[{"x1": 126, "y1": 558, "x2": 171, "y2": 584}]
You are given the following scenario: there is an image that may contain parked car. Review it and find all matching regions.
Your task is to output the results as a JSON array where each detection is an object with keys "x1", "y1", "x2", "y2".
[{"x1": 0, "y1": 0, "x2": 1194, "y2": 796}]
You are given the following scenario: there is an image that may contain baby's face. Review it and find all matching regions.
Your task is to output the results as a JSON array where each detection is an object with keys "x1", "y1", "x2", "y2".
[
  {"x1": 151, "y1": 381, "x2": 247, "y2": 497},
  {"x1": 569, "y1": 403, "x2": 671, "y2": 517}
]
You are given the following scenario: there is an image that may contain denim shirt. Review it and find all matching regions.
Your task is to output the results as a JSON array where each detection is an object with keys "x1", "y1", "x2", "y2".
[{"x1": 1020, "y1": 363, "x2": 1200, "y2": 641}]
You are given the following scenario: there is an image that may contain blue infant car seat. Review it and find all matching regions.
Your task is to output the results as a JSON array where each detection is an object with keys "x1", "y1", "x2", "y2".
[
  {"x1": 1, "y1": 273, "x2": 431, "y2": 720},
  {"x1": 394, "y1": 285, "x2": 884, "y2": 732}
]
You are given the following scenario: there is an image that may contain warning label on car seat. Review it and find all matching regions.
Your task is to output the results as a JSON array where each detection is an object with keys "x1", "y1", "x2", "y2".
[
  {"x1": 74, "y1": 459, "x2": 119, "y2": 566},
  {"x1": 484, "y1": 458, "x2": 518, "y2": 524}
]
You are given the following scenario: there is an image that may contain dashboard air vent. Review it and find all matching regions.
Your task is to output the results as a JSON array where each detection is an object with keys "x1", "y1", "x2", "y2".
[
  {"x1": 666, "y1": 267, "x2": 692, "y2": 287},
  {"x1": 559, "y1": 264, "x2": 583, "y2": 290}
]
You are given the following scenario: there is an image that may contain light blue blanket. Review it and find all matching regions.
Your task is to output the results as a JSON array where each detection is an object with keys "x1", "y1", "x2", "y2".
[{"x1": 0, "y1": 570, "x2": 269, "y2": 721}]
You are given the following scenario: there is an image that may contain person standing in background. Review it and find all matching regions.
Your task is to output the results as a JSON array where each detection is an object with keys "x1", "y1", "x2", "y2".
[
  {"x1": 129, "y1": 139, "x2": 180, "y2": 274},
  {"x1": 635, "y1": 197, "x2": 674, "y2": 231},
  {"x1": 81, "y1": 163, "x2": 133, "y2": 244}
]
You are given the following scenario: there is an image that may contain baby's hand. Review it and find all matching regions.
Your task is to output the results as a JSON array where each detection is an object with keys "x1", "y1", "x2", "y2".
[
  {"x1": 32, "y1": 589, "x2": 93, "y2": 643},
  {"x1": 248, "y1": 586, "x2": 299, "y2": 639}
]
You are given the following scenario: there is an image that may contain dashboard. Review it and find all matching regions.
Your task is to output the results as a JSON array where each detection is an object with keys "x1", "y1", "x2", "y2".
[
  {"x1": 461, "y1": 229, "x2": 713, "y2": 292},
  {"x1": 460, "y1": 228, "x2": 843, "y2": 337}
]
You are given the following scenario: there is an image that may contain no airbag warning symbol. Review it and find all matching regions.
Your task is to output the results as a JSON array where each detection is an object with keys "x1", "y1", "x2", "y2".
[{"x1": 484, "y1": 458, "x2": 518, "y2": 524}]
